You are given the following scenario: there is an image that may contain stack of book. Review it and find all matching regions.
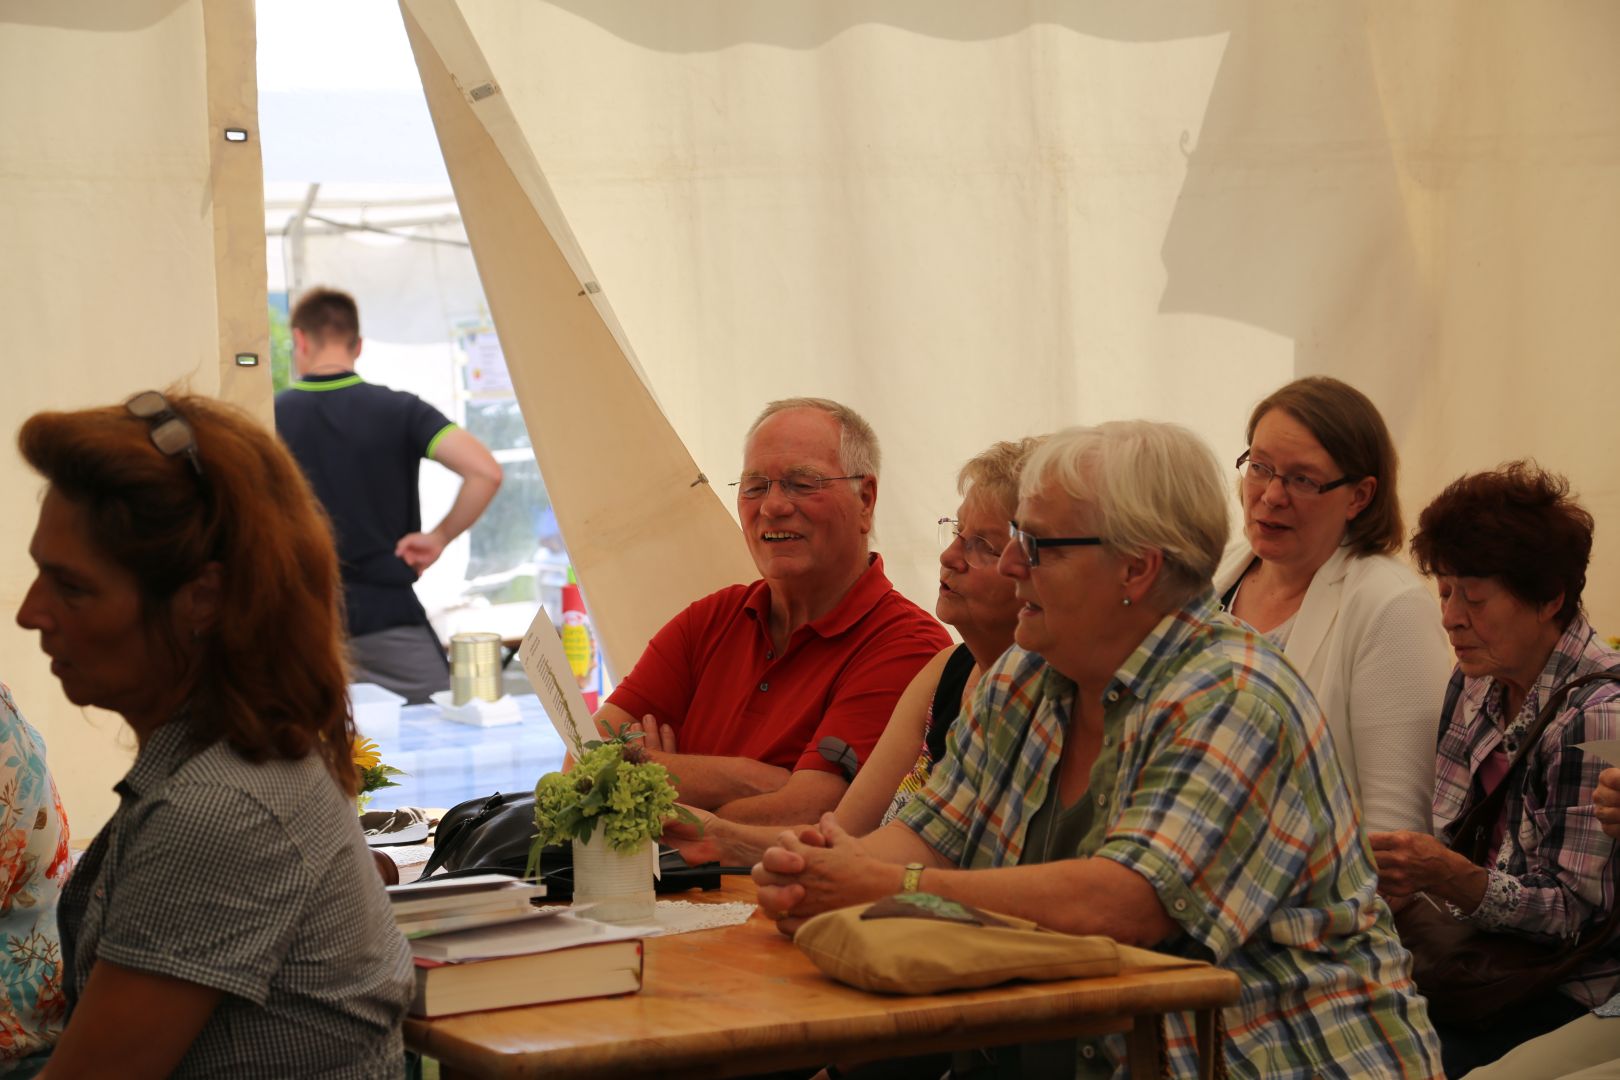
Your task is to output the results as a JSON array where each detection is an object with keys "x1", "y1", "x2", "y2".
[
  {"x1": 388, "y1": 873, "x2": 549, "y2": 938},
  {"x1": 389, "y1": 874, "x2": 645, "y2": 1017}
]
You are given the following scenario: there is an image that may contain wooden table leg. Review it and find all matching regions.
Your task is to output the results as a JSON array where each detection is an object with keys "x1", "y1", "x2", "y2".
[
  {"x1": 1195, "y1": 1007, "x2": 1220, "y2": 1080},
  {"x1": 1128, "y1": 1015, "x2": 1162, "y2": 1080}
]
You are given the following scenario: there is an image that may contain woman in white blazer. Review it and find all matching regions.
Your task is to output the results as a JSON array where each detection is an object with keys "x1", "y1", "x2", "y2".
[{"x1": 1215, "y1": 377, "x2": 1453, "y2": 836}]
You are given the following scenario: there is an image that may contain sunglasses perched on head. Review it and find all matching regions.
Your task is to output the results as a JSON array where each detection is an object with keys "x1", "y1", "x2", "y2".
[{"x1": 126, "y1": 390, "x2": 204, "y2": 478}]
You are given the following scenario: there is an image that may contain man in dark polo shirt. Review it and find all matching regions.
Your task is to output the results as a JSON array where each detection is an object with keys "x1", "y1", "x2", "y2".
[
  {"x1": 597, "y1": 398, "x2": 950, "y2": 825},
  {"x1": 275, "y1": 287, "x2": 502, "y2": 702}
]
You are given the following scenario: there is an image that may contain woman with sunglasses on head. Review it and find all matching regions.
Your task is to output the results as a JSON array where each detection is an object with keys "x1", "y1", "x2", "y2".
[
  {"x1": 15, "y1": 391, "x2": 411, "y2": 1078},
  {"x1": 664, "y1": 437, "x2": 1040, "y2": 867},
  {"x1": 1215, "y1": 376, "x2": 1453, "y2": 835}
]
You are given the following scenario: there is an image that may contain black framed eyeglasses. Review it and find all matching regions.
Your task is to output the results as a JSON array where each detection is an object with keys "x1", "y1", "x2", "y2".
[
  {"x1": 1235, "y1": 450, "x2": 1356, "y2": 498},
  {"x1": 126, "y1": 390, "x2": 204, "y2": 478},
  {"x1": 730, "y1": 473, "x2": 865, "y2": 500},
  {"x1": 1007, "y1": 520, "x2": 1104, "y2": 567},
  {"x1": 937, "y1": 517, "x2": 1004, "y2": 568}
]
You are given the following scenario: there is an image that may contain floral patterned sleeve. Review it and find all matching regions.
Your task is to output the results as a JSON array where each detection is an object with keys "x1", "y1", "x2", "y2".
[{"x1": 0, "y1": 683, "x2": 69, "y2": 1073}]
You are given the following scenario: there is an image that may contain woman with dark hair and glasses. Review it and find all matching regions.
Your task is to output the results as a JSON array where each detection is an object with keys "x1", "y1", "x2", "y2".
[
  {"x1": 14, "y1": 391, "x2": 411, "y2": 1077},
  {"x1": 1371, "y1": 463, "x2": 1620, "y2": 1076},
  {"x1": 1214, "y1": 376, "x2": 1453, "y2": 835},
  {"x1": 665, "y1": 437, "x2": 1041, "y2": 867}
]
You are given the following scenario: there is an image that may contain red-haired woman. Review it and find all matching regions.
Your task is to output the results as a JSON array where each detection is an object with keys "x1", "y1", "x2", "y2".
[{"x1": 15, "y1": 391, "x2": 410, "y2": 1078}]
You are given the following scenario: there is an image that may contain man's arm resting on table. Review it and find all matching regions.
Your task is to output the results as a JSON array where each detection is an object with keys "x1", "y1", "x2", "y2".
[
  {"x1": 716, "y1": 768, "x2": 848, "y2": 824},
  {"x1": 41, "y1": 960, "x2": 222, "y2": 1079},
  {"x1": 593, "y1": 701, "x2": 790, "y2": 809},
  {"x1": 651, "y1": 750, "x2": 792, "y2": 810},
  {"x1": 757, "y1": 817, "x2": 1178, "y2": 946}
]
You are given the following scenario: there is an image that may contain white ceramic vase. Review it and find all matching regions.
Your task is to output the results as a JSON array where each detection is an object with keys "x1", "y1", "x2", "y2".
[{"x1": 571, "y1": 830, "x2": 656, "y2": 924}]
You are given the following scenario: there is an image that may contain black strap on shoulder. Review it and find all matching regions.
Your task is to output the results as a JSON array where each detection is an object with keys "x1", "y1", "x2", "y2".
[{"x1": 925, "y1": 645, "x2": 977, "y2": 765}]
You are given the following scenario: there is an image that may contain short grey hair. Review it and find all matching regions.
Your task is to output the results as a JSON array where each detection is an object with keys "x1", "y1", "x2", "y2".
[
  {"x1": 958, "y1": 436, "x2": 1046, "y2": 517},
  {"x1": 746, "y1": 397, "x2": 881, "y2": 480},
  {"x1": 1022, "y1": 421, "x2": 1228, "y2": 608}
]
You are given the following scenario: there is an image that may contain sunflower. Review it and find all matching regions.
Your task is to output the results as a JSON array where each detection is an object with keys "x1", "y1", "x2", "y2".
[
  {"x1": 352, "y1": 737, "x2": 382, "y2": 771},
  {"x1": 352, "y1": 738, "x2": 404, "y2": 811}
]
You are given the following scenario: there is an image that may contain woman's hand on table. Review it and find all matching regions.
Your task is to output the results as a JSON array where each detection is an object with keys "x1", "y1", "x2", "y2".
[
  {"x1": 753, "y1": 814, "x2": 902, "y2": 936},
  {"x1": 662, "y1": 804, "x2": 724, "y2": 866},
  {"x1": 1595, "y1": 767, "x2": 1620, "y2": 840}
]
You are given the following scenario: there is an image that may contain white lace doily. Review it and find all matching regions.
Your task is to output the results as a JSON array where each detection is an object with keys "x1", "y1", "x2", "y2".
[{"x1": 632, "y1": 900, "x2": 756, "y2": 936}]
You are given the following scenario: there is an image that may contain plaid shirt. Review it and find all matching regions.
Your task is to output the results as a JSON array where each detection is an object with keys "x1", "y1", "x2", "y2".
[
  {"x1": 897, "y1": 590, "x2": 1440, "y2": 1080},
  {"x1": 1432, "y1": 613, "x2": 1620, "y2": 1007}
]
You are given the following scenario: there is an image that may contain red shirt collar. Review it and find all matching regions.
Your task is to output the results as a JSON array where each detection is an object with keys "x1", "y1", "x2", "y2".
[{"x1": 743, "y1": 553, "x2": 894, "y2": 640}]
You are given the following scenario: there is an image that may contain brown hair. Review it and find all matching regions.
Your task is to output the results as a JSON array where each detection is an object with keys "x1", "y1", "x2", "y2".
[
  {"x1": 1411, "y1": 460, "x2": 1592, "y2": 629},
  {"x1": 1245, "y1": 376, "x2": 1403, "y2": 556},
  {"x1": 290, "y1": 286, "x2": 361, "y2": 350},
  {"x1": 18, "y1": 392, "x2": 358, "y2": 793}
]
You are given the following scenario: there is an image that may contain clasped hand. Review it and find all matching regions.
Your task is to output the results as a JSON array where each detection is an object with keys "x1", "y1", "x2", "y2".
[{"x1": 751, "y1": 814, "x2": 890, "y2": 936}]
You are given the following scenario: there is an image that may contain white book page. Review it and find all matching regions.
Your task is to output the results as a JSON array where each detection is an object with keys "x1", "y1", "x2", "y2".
[
  {"x1": 413, "y1": 910, "x2": 643, "y2": 962},
  {"x1": 518, "y1": 604, "x2": 595, "y2": 754},
  {"x1": 1575, "y1": 740, "x2": 1620, "y2": 766}
]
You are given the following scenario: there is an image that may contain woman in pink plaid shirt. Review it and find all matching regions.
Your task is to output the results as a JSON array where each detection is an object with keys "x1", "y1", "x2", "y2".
[{"x1": 1371, "y1": 462, "x2": 1620, "y2": 1076}]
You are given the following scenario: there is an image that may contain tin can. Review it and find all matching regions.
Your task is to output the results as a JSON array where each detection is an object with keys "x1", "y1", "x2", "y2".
[{"x1": 449, "y1": 631, "x2": 504, "y2": 705}]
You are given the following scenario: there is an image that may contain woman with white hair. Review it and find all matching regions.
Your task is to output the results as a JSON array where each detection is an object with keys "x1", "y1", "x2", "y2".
[{"x1": 753, "y1": 420, "x2": 1441, "y2": 1079}]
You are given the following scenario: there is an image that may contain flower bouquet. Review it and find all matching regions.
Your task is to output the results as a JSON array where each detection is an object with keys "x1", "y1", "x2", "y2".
[
  {"x1": 528, "y1": 722, "x2": 699, "y2": 921},
  {"x1": 529, "y1": 724, "x2": 697, "y2": 866}
]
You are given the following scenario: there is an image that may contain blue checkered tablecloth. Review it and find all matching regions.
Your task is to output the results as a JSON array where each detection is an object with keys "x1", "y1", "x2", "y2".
[{"x1": 367, "y1": 694, "x2": 568, "y2": 810}]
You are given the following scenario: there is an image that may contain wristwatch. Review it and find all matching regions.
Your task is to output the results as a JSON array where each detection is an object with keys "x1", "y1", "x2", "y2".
[{"x1": 901, "y1": 861, "x2": 925, "y2": 893}]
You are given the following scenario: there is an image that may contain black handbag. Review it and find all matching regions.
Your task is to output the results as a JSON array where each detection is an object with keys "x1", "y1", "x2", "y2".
[
  {"x1": 418, "y1": 790, "x2": 728, "y2": 897},
  {"x1": 1396, "y1": 670, "x2": 1620, "y2": 1027},
  {"x1": 419, "y1": 791, "x2": 543, "y2": 881}
]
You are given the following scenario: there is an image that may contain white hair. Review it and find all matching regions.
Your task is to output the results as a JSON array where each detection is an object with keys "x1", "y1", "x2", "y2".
[
  {"x1": 745, "y1": 397, "x2": 880, "y2": 479},
  {"x1": 1022, "y1": 421, "x2": 1228, "y2": 607}
]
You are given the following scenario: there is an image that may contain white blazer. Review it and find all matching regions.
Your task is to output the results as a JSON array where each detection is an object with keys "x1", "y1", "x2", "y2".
[{"x1": 1214, "y1": 542, "x2": 1454, "y2": 835}]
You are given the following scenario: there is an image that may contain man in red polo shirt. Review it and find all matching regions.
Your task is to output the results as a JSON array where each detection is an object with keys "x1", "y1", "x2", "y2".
[{"x1": 596, "y1": 398, "x2": 950, "y2": 825}]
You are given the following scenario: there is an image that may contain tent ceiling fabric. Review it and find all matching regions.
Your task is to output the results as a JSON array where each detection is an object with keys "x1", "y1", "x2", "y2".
[{"x1": 408, "y1": 0, "x2": 1620, "y2": 639}]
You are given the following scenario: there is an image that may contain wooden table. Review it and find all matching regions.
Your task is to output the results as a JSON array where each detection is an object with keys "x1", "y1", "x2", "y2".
[{"x1": 406, "y1": 880, "x2": 1240, "y2": 1079}]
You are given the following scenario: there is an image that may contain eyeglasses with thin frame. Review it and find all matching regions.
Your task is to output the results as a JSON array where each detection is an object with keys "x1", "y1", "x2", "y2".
[
  {"x1": 1007, "y1": 520, "x2": 1104, "y2": 567},
  {"x1": 126, "y1": 390, "x2": 204, "y2": 478},
  {"x1": 730, "y1": 472, "x2": 865, "y2": 500},
  {"x1": 1235, "y1": 450, "x2": 1357, "y2": 499},
  {"x1": 937, "y1": 517, "x2": 1004, "y2": 568}
]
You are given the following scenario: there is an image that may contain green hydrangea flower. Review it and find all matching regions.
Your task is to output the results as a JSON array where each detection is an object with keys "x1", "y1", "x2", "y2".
[{"x1": 529, "y1": 725, "x2": 699, "y2": 864}]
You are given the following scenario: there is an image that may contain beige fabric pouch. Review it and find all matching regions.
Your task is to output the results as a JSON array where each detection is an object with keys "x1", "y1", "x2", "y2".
[{"x1": 794, "y1": 892, "x2": 1121, "y2": 995}]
